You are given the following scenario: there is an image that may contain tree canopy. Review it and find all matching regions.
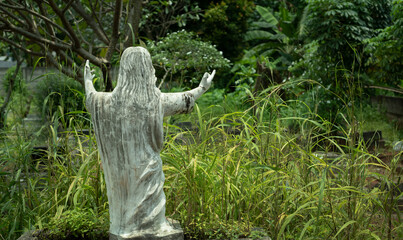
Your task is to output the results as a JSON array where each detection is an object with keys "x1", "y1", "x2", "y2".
[{"x1": 0, "y1": 0, "x2": 143, "y2": 91}]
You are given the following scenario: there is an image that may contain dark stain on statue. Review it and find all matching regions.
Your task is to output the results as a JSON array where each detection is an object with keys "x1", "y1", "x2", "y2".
[{"x1": 183, "y1": 93, "x2": 193, "y2": 112}]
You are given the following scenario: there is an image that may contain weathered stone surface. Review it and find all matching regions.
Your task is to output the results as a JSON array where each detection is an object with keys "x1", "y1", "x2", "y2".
[
  {"x1": 109, "y1": 218, "x2": 183, "y2": 240},
  {"x1": 84, "y1": 47, "x2": 215, "y2": 239},
  {"x1": 371, "y1": 95, "x2": 403, "y2": 128},
  {"x1": 109, "y1": 230, "x2": 183, "y2": 240},
  {"x1": 393, "y1": 141, "x2": 403, "y2": 152}
]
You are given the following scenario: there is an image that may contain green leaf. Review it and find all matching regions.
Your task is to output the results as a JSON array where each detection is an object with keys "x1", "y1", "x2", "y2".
[
  {"x1": 256, "y1": 6, "x2": 278, "y2": 26},
  {"x1": 251, "y1": 21, "x2": 276, "y2": 29},
  {"x1": 245, "y1": 30, "x2": 274, "y2": 41},
  {"x1": 334, "y1": 220, "x2": 357, "y2": 238}
]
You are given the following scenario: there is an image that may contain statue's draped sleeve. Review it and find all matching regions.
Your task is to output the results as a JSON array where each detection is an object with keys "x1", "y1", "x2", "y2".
[
  {"x1": 161, "y1": 92, "x2": 196, "y2": 117},
  {"x1": 85, "y1": 90, "x2": 167, "y2": 236}
]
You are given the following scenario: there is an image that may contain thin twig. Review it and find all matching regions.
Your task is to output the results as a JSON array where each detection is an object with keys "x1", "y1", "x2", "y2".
[
  {"x1": 158, "y1": 66, "x2": 171, "y2": 89},
  {"x1": 365, "y1": 85, "x2": 403, "y2": 95}
]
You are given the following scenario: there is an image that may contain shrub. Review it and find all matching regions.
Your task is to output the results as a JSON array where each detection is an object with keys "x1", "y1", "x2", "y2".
[
  {"x1": 33, "y1": 74, "x2": 87, "y2": 123},
  {"x1": 148, "y1": 30, "x2": 231, "y2": 88},
  {"x1": 44, "y1": 208, "x2": 109, "y2": 240}
]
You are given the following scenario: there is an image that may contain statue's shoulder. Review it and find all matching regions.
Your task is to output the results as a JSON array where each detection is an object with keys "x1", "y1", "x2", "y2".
[
  {"x1": 86, "y1": 92, "x2": 113, "y2": 109},
  {"x1": 88, "y1": 92, "x2": 112, "y2": 100}
]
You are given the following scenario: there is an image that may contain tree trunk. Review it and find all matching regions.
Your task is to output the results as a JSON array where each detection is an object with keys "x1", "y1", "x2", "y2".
[
  {"x1": 124, "y1": 0, "x2": 143, "y2": 48},
  {"x1": 102, "y1": 65, "x2": 114, "y2": 92}
]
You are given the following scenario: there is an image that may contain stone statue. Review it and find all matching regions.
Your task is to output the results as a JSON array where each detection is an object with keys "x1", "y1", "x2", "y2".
[{"x1": 84, "y1": 46, "x2": 215, "y2": 240}]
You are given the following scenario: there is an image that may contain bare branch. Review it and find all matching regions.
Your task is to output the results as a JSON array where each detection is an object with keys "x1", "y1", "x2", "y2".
[
  {"x1": 36, "y1": 1, "x2": 56, "y2": 39},
  {"x1": 0, "y1": 36, "x2": 43, "y2": 56},
  {"x1": 1, "y1": 1, "x2": 71, "y2": 38},
  {"x1": 70, "y1": 1, "x2": 109, "y2": 44},
  {"x1": 4, "y1": 0, "x2": 36, "y2": 31},
  {"x1": 80, "y1": 46, "x2": 108, "y2": 65},
  {"x1": 48, "y1": 0, "x2": 81, "y2": 49},
  {"x1": 0, "y1": 2, "x2": 24, "y2": 10},
  {"x1": 0, "y1": 6, "x2": 25, "y2": 26},
  {"x1": 158, "y1": 66, "x2": 171, "y2": 89},
  {"x1": 0, "y1": 0, "x2": 115, "y2": 90},
  {"x1": 67, "y1": 9, "x2": 90, "y2": 47},
  {"x1": 4, "y1": 21, "x2": 71, "y2": 50},
  {"x1": 30, "y1": 2, "x2": 71, "y2": 36},
  {"x1": 62, "y1": 0, "x2": 74, "y2": 14}
]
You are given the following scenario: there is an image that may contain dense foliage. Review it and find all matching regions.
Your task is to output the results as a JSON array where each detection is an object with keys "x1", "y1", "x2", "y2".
[
  {"x1": 140, "y1": 0, "x2": 202, "y2": 40},
  {"x1": 365, "y1": 0, "x2": 403, "y2": 87},
  {"x1": 301, "y1": 0, "x2": 391, "y2": 81},
  {"x1": 197, "y1": 0, "x2": 255, "y2": 60}
]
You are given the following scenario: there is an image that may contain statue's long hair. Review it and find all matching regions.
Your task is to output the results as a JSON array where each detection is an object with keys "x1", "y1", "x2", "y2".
[
  {"x1": 112, "y1": 46, "x2": 163, "y2": 151},
  {"x1": 113, "y1": 47, "x2": 160, "y2": 106}
]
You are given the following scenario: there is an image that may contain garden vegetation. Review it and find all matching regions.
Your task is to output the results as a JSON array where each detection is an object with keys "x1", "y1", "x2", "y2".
[{"x1": 1, "y1": 0, "x2": 402, "y2": 239}]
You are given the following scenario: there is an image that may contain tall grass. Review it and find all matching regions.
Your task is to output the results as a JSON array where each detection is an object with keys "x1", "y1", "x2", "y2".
[
  {"x1": 0, "y1": 109, "x2": 108, "y2": 239},
  {"x1": 0, "y1": 83, "x2": 402, "y2": 239},
  {"x1": 162, "y1": 88, "x2": 402, "y2": 239}
]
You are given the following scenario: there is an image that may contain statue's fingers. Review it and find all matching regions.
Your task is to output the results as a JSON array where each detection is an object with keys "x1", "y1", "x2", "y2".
[
  {"x1": 208, "y1": 70, "x2": 216, "y2": 82},
  {"x1": 211, "y1": 70, "x2": 216, "y2": 77},
  {"x1": 202, "y1": 72, "x2": 209, "y2": 80}
]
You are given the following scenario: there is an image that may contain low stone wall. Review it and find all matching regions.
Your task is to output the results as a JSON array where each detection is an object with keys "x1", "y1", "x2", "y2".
[{"x1": 371, "y1": 95, "x2": 403, "y2": 128}]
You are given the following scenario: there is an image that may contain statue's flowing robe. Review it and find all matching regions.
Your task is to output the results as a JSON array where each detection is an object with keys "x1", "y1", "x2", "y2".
[{"x1": 86, "y1": 88, "x2": 195, "y2": 237}]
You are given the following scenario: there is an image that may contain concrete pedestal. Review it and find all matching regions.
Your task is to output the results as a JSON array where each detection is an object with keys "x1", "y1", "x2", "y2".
[{"x1": 109, "y1": 219, "x2": 184, "y2": 240}]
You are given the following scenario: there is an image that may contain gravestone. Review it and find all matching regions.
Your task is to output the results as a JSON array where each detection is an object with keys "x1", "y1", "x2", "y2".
[{"x1": 84, "y1": 47, "x2": 215, "y2": 240}]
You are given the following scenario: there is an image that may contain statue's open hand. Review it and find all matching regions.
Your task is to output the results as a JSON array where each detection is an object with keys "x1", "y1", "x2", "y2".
[
  {"x1": 84, "y1": 60, "x2": 95, "y2": 82},
  {"x1": 200, "y1": 70, "x2": 216, "y2": 91}
]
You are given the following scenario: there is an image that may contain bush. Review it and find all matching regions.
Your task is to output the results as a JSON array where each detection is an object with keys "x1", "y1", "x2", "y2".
[
  {"x1": 44, "y1": 208, "x2": 109, "y2": 240},
  {"x1": 34, "y1": 74, "x2": 87, "y2": 123},
  {"x1": 148, "y1": 30, "x2": 231, "y2": 88}
]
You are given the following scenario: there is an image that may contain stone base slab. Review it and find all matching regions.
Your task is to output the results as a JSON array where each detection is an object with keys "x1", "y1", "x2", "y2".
[
  {"x1": 109, "y1": 219, "x2": 184, "y2": 240},
  {"x1": 109, "y1": 231, "x2": 183, "y2": 240}
]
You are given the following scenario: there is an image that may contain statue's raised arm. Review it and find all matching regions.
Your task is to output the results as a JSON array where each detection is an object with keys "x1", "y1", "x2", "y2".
[
  {"x1": 162, "y1": 70, "x2": 215, "y2": 116},
  {"x1": 84, "y1": 60, "x2": 97, "y2": 96},
  {"x1": 84, "y1": 46, "x2": 214, "y2": 240}
]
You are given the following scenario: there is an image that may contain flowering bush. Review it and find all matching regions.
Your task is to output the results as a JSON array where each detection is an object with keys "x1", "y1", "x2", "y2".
[{"x1": 148, "y1": 30, "x2": 230, "y2": 88}]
